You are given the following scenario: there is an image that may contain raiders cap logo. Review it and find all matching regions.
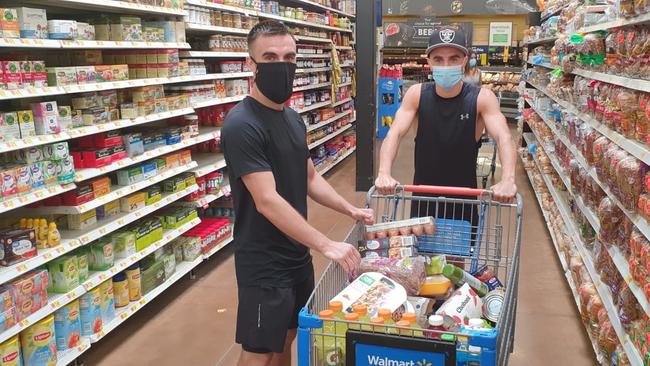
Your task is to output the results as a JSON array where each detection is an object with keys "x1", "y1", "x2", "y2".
[{"x1": 440, "y1": 29, "x2": 455, "y2": 43}]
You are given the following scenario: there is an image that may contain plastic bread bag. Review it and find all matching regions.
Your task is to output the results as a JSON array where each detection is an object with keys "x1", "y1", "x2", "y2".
[
  {"x1": 592, "y1": 136, "x2": 610, "y2": 176},
  {"x1": 355, "y1": 256, "x2": 426, "y2": 296},
  {"x1": 629, "y1": 229, "x2": 646, "y2": 259},
  {"x1": 578, "y1": 283, "x2": 597, "y2": 322},
  {"x1": 598, "y1": 320, "x2": 619, "y2": 358},
  {"x1": 617, "y1": 283, "x2": 642, "y2": 331},
  {"x1": 598, "y1": 197, "x2": 624, "y2": 243},
  {"x1": 587, "y1": 294, "x2": 604, "y2": 331},
  {"x1": 615, "y1": 217, "x2": 634, "y2": 254},
  {"x1": 615, "y1": 156, "x2": 643, "y2": 210}
]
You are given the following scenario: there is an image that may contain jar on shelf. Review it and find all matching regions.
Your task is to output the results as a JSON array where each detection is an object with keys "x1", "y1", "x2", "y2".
[
  {"x1": 296, "y1": 8, "x2": 305, "y2": 20},
  {"x1": 223, "y1": 12, "x2": 234, "y2": 28},
  {"x1": 209, "y1": 35, "x2": 222, "y2": 51},
  {"x1": 233, "y1": 13, "x2": 242, "y2": 29}
]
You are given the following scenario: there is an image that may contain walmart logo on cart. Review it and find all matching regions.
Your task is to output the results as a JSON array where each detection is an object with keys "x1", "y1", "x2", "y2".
[{"x1": 367, "y1": 356, "x2": 432, "y2": 366}]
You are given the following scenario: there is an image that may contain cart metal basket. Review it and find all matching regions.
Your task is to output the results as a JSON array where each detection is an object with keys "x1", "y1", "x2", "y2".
[
  {"x1": 297, "y1": 185, "x2": 523, "y2": 366},
  {"x1": 477, "y1": 133, "x2": 498, "y2": 189}
]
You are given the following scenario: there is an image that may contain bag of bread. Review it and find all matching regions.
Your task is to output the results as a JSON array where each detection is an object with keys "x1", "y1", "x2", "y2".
[
  {"x1": 598, "y1": 197, "x2": 624, "y2": 244},
  {"x1": 578, "y1": 283, "x2": 597, "y2": 323},
  {"x1": 598, "y1": 320, "x2": 619, "y2": 358}
]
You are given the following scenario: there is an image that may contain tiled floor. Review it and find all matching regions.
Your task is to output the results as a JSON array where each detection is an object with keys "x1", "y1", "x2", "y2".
[{"x1": 83, "y1": 132, "x2": 596, "y2": 365}]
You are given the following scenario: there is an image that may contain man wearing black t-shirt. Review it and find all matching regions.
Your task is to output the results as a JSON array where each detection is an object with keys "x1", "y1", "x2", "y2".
[{"x1": 221, "y1": 20, "x2": 373, "y2": 366}]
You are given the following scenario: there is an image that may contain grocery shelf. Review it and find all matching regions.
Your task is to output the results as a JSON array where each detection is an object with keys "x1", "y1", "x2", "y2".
[
  {"x1": 572, "y1": 68, "x2": 650, "y2": 93},
  {"x1": 307, "y1": 109, "x2": 352, "y2": 132},
  {"x1": 0, "y1": 183, "x2": 76, "y2": 214},
  {"x1": 90, "y1": 254, "x2": 205, "y2": 343},
  {"x1": 523, "y1": 36, "x2": 558, "y2": 46},
  {"x1": 33, "y1": 162, "x2": 198, "y2": 215},
  {"x1": 542, "y1": 170, "x2": 643, "y2": 364},
  {"x1": 180, "y1": 51, "x2": 249, "y2": 58},
  {"x1": 332, "y1": 97, "x2": 353, "y2": 107},
  {"x1": 185, "y1": 23, "x2": 251, "y2": 35},
  {"x1": 296, "y1": 67, "x2": 332, "y2": 74},
  {"x1": 289, "y1": 0, "x2": 356, "y2": 18},
  {"x1": 0, "y1": 239, "x2": 81, "y2": 288},
  {"x1": 204, "y1": 235, "x2": 234, "y2": 259},
  {"x1": 529, "y1": 98, "x2": 650, "y2": 243},
  {"x1": 56, "y1": 338, "x2": 91, "y2": 366},
  {"x1": 73, "y1": 126, "x2": 220, "y2": 182},
  {"x1": 526, "y1": 60, "x2": 555, "y2": 69},
  {"x1": 186, "y1": 0, "x2": 258, "y2": 16},
  {"x1": 580, "y1": 12, "x2": 650, "y2": 33},
  {"x1": 337, "y1": 81, "x2": 352, "y2": 88},
  {"x1": 317, "y1": 147, "x2": 356, "y2": 175},
  {"x1": 297, "y1": 53, "x2": 332, "y2": 59},
  {"x1": 334, "y1": 45, "x2": 353, "y2": 50},
  {"x1": 340, "y1": 62, "x2": 355, "y2": 68},
  {"x1": 294, "y1": 82, "x2": 332, "y2": 92},
  {"x1": 308, "y1": 122, "x2": 354, "y2": 149},
  {"x1": 82, "y1": 217, "x2": 201, "y2": 292},
  {"x1": 564, "y1": 272, "x2": 606, "y2": 364},
  {"x1": 0, "y1": 284, "x2": 87, "y2": 344},
  {"x1": 59, "y1": 185, "x2": 199, "y2": 246},
  {"x1": 0, "y1": 38, "x2": 191, "y2": 49},
  {"x1": 0, "y1": 74, "x2": 247, "y2": 102},
  {"x1": 192, "y1": 94, "x2": 247, "y2": 109},
  {"x1": 529, "y1": 81, "x2": 650, "y2": 166},
  {"x1": 23, "y1": 0, "x2": 187, "y2": 16},
  {"x1": 295, "y1": 100, "x2": 331, "y2": 114},
  {"x1": 189, "y1": 153, "x2": 227, "y2": 177},
  {"x1": 528, "y1": 126, "x2": 650, "y2": 319},
  {"x1": 175, "y1": 184, "x2": 230, "y2": 208},
  {"x1": 541, "y1": 5, "x2": 564, "y2": 22},
  {"x1": 295, "y1": 35, "x2": 333, "y2": 43}
]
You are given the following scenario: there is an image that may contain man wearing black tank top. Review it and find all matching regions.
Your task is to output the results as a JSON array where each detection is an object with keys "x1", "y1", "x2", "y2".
[{"x1": 375, "y1": 27, "x2": 517, "y2": 205}]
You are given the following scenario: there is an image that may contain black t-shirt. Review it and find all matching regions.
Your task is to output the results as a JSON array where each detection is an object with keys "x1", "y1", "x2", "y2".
[{"x1": 221, "y1": 96, "x2": 312, "y2": 288}]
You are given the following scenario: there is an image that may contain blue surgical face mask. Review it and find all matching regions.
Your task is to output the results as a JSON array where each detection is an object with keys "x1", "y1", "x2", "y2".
[
  {"x1": 431, "y1": 65, "x2": 463, "y2": 89},
  {"x1": 469, "y1": 59, "x2": 477, "y2": 67}
]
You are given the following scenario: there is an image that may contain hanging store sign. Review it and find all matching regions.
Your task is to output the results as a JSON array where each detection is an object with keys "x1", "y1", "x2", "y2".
[
  {"x1": 383, "y1": 18, "x2": 473, "y2": 49},
  {"x1": 489, "y1": 22, "x2": 513, "y2": 46}
]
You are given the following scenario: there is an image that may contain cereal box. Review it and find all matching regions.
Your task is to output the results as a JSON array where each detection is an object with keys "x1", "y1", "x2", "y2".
[
  {"x1": 2, "y1": 61, "x2": 21, "y2": 90},
  {"x1": 14, "y1": 7, "x2": 47, "y2": 39},
  {"x1": 0, "y1": 9, "x2": 19, "y2": 39},
  {"x1": 54, "y1": 299, "x2": 81, "y2": 351}
]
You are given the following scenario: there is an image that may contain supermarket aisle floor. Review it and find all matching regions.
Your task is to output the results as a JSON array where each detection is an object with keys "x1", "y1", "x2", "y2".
[{"x1": 84, "y1": 131, "x2": 596, "y2": 366}]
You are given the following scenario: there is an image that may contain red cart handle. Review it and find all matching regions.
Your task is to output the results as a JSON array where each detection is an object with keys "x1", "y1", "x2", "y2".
[{"x1": 400, "y1": 185, "x2": 490, "y2": 197}]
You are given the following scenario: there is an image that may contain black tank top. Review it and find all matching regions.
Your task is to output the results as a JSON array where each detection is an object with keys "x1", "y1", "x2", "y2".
[{"x1": 414, "y1": 82, "x2": 481, "y2": 188}]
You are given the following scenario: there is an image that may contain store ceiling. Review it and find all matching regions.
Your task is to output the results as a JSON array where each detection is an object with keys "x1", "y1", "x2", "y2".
[{"x1": 383, "y1": 0, "x2": 539, "y2": 16}]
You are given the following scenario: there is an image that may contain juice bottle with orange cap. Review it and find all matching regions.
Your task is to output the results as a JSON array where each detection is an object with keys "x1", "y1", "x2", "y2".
[
  {"x1": 401, "y1": 312, "x2": 424, "y2": 337},
  {"x1": 396, "y1": 320, "x2": 412, "y2": 336},
  {"x1": 377, "y1": 308, "x2": 396, "y2": 334},
  {"x1": 316, "y1": 310, "x2": 342, "y2": 366},
  {"x1": 328, "y1": 300, "x2": 347, "y2": 354},
  {"x1": 353, "y1": 304, "x2": 372, "y2": 331},
  {"x1": 329, "y1": 300, "x2": 345, "y2": 319}
]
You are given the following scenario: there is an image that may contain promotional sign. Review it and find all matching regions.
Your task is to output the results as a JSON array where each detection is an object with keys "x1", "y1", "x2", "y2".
[
  {"x1": 382, "y1": 0, "x2": 535, "y2": 16},
  {"x1": 489, "y1": 22, "x2": 513, "y2": 46},
  {"x1": 377, "y1": 76, "x2": 403, "y2": 139},
  {"x1": 383, "y1": 18, "x2": 473, "y2": 49},
  {"x1": 470, "y1": 46, "x2": 489, "y2": 65},
  {"x1": 346, "y1": 330, "x2": 457, "y2": 366}
]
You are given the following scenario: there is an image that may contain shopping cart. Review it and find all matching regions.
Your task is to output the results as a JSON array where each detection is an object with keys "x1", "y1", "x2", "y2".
[
  {"x1": 477, "y1": 133, "x2": 498, "y2": 189},
  {"x1": 297, "y1": 185, "x2": 522, "y2": 366}
]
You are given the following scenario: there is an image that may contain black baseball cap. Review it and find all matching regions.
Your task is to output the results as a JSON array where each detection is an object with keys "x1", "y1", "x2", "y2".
[{"x1": 426, "y1": 27, "x2": 469, "y2": 56}]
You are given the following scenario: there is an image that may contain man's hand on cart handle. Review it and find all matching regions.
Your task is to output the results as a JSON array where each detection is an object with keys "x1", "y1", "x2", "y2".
[
  {"x1": 375, "y1": 174, "x2": 399, "y2": 195},
  {"x1": 322, "y1": 241, "x2": 361, "y2": 273},
  {"x1": 491, "y1": 178, "x2": 517, "y2": 203},
  {"x1": 350, "y1": 207, "x2": 374, "y2": 225}
]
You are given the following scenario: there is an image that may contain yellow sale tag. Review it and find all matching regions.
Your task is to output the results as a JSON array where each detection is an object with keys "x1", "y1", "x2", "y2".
[
  {"x1": 131, "y1": 304, "x2": 137, "y2": 311},
  {"x1": 52, "y1": 301, "x2": 60, "y2": 308},
  {"x1": 44, "y1": 253, "x2": 52, "y2": 260},
  {"x1": 82, "y1": 236, "x2": 90, "y2": 243},
  {"x1": 20, "y1": 319, "x2": 29, "y2": 327},
  {"x1": 17, "y1": 264, "x2": 28, "y2": 272},
  {"x1": 121, "y1": 312, "x2": 128, "y2": 320},
  {"x1": 56, "y1": 247, "x2": 64, "y2": 253}
]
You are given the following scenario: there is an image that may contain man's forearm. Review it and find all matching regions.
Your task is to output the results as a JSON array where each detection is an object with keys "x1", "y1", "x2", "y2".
[
  {"x1": 257, "y1": 192, "x2": 330, "y2": 253},
  {"x1": 307, "y1": 173, "x2": 355, "y2": 216},
  {"x1": 378, "y1": 132, "x2": 399, "y2": 175},
  {"x1": 497, "y1": 134, "x2": 516, "y2": 182}
]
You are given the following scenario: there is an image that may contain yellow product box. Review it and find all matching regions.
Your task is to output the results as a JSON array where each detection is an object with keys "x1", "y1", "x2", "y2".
[
  {"x1": 1, "y1": 9, "x2": 19, "y2": 39},
  {"x1": 68, "y1": 209, "x2": 97, "y2": 230},
  {"x1": 96, "y1": 200, "x2": 119, "y2": 221},
  {"x1": 17, "y1": 110, "x2": 36, "y2": 138},
  {"x1": 0, "y1": 336, "x2": 21, "y2": 365},
  {"x1": 164, "y1": 153, "x2": 179, "y2": 170},
  {"x1": 120, "y1": 192, "x2": 145, "y2": 213}
]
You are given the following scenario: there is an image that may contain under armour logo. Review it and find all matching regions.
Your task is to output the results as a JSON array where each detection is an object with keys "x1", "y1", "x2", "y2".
[
  {"x1": 460, "y1": 113, "x2": 470, "y2": 120},
  {"x1": 440, "y1": 29, "x2": 455, "y2": 43}
]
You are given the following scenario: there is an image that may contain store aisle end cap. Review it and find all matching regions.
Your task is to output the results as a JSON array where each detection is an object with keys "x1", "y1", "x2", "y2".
[{"x1": 426, "y1": 27, "x2": 469, "y2": 56}]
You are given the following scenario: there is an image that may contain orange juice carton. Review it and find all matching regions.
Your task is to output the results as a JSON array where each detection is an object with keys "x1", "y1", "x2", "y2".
[
  {"x1": 14, "y1": 7, "x2": 48, "y2": 39},
  {"x1": 0, "y1": 9, "x2": 20, "y2": 39},
  {"x1": 17, "y1": 110, "x2": 36, "y2": 138},
  {"x1": 32, "y1": 61, "x2": 47, "y2": 88},
  {"x1": 2, "y1": 61, "x2": 22, "y2": 90}
]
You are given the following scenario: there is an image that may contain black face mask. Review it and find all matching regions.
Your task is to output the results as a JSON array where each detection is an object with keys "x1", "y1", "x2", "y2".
[{"x1": 252, "y1": 59, "x2": 297, "y2": 104}]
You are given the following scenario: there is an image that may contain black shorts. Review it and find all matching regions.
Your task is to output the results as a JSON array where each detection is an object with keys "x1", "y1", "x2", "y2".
[{"x1": 236, "y1": 271, "x2": 315, "y2": 354}]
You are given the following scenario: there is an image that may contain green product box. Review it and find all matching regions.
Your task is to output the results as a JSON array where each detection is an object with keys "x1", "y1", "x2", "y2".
[
  {"x1": 48, "y1": 255, "x2": 80, "y2": 293},
  {"x1": 181, "y1": 237, "x2": 201, "y2": 262},
  {"x1": 182, "y1": 173, "x2": 196, "y2": 187},
  {"x1": 144, "y1": 185, "x2": 161, "y2": 206},
  {"x1": 134, "y1": 223, "x2": 150, "y2": 252},
  {"x1": 110, "y1": 16, "x2": 142, "y2": 42},
  {"x1": 75, "y1": 248, "x2": 89, "y2": 282},
  {"x1": 162, "y1": 253, "x2": 176, "y2": 281},
  {"x1": 116, "y1": 166, "x2": 144, "y2": 186},
  {"x1": 153, "y1": 158, "x2": 166, "y2": 174},
  {"x1": 88, "y1": 237, "x2": 114, "y2": 271},
  {"x1": 147, "y1": 219, "x2": 163, "y2": 244},
  {"x1": 141, "y1": 260, "x2": 164, "y2": 295},
  {"x1": 112, "y1": 231, "x2": 136, "y2": 259},
  {"x1": 171, "y1": 239, "x2": 183, "y2": 263},
  {"x1": 163, "y1": 177, "x2": 186, "y2": 193}
]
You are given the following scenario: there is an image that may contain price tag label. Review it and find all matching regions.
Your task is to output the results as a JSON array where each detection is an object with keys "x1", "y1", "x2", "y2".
[
  {"x1": 7, "y1": 141, "x2": 17, "y2": 148},
  {"x1": 35, "y1": 191, "x2": 45, "y2": 198},
  {"x1": 67, "y1": 292, "x2": 76, "y2": 300},
  {"x1": 17, "y1": 264, "x2": 28, "y2": 273},
  {"x1": 121, "y1": 312, "x2": 129, "y2": 320},
  {"x1": 118, "y1": 219, "x2": 125, "y2": 226},
  {"x1": 97, "y1": 41, "x2": 104, "y2": 46},
  {"x1": 99, "y1": 274, "x2": 107, "y2": 281},
  {"x1": 130, "y1": 304, "x2": 138, "y2": 312},
  {"x1": 20, "y1": 319, "x2": 30, "y2": 327},
  {"x1": 51, "y1": 300, "x2": 60, "y2": 308},
  {"x1": 18, "y1": 197, "x2": 28, "y2": 204},
  {"x1": 43, "y1": 253, "x2": 53, "y2": 260},
  {"x1": 139, "y1": 299, "x2": 146, "y2": 305},
  {"x1": 3, "y1": 201, "x2": 14, "y2": 209},
  {"x1": 55, "y1": 247, "x2": 65, "y2": 254}
]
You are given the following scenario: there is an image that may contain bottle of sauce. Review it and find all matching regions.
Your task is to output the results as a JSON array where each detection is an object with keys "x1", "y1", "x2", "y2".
[
  {"x1": 427, "y1": 315, "x2": 446, "y2": 339},
  {"x1": 442, "y1": 264, "x2": 489, "y2": 297}
]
